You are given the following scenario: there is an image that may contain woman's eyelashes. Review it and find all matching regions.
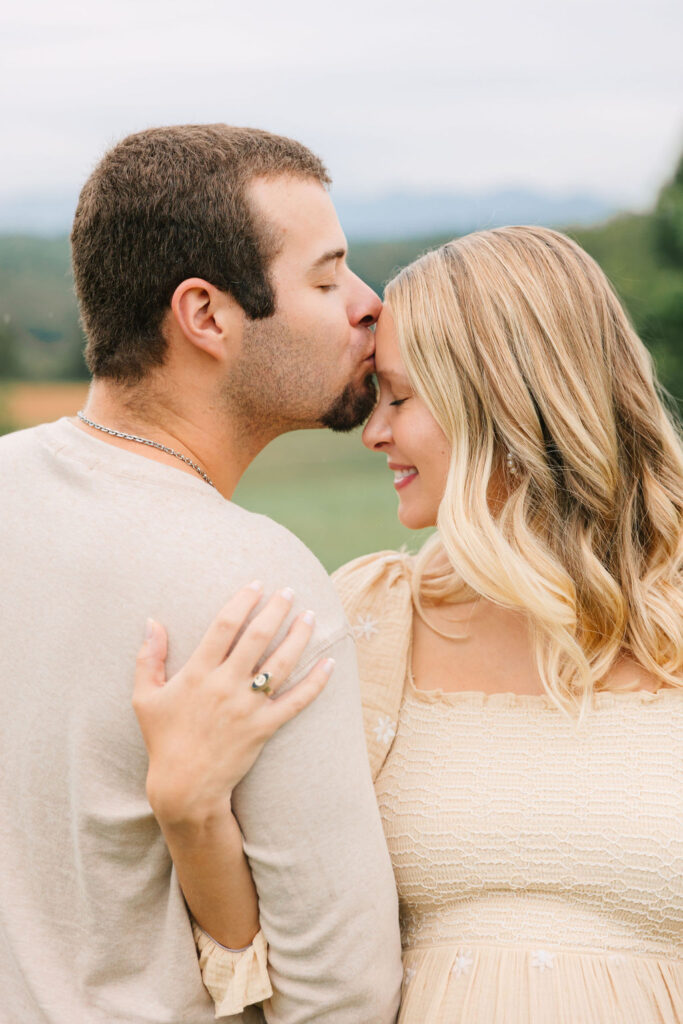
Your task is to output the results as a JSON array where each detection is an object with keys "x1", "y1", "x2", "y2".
[{"x1": 389, "y1": 398, "x2": 408, "y2": 407}]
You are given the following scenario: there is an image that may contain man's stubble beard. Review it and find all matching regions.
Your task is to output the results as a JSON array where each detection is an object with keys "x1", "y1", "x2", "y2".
[
  {"x1": 229, "y1": 315, "x2": 377, "y2": 436},
  {"x1": 319, "y1": 374, "x2": 376, "y2": 432}
]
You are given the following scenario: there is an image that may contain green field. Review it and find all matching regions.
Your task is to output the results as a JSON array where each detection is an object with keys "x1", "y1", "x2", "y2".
[{"x1": 233, "y1": 427, "x2": 433, "y2": 571}]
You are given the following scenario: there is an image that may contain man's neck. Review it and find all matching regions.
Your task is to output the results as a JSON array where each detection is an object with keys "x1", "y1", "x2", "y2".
[{"x1": 74, "y1": 379, "x2": 270, "y2": 499}]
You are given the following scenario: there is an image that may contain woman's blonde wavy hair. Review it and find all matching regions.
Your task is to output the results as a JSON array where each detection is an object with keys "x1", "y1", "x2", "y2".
[{"x1": 384, "y1": 225, "x2": 683, "y2": 710}]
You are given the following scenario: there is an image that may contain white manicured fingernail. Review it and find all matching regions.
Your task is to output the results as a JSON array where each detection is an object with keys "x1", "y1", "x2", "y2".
[
  {"x1": 322, "y1": 658, "x2": 335, "y2": 676},
  {"x1": 144, "y1": 619, "x2": 162, "y2": 658},
  {"x1": 302, "y1": 610, "x2": 315, "y2": 625},
  {"x1": 281, "y1": 587, "x2": 295, "y2": 602},
  {"x1": 248, "y1": 580, "x2": 263, "y2": 591}
]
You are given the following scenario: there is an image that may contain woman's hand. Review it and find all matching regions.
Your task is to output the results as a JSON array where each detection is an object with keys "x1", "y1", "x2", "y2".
[{"x1": 132, "y1": 582, "x2": 334, "y2": 829}]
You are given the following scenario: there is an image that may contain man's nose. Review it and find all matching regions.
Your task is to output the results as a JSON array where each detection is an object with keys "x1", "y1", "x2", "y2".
[{"x1": 350, "y1": 274, "x2": 382, "y2": 328}]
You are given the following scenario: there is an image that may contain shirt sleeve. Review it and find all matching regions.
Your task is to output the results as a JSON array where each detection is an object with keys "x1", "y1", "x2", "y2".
[
  {"x1": 229, "y1": 624, "x2": 403, "y2": 1024},
  {"x1": 331, "y1": 551, "x2": 413, "y2": 781},
  {"x1": 193, "y1": 922, "x2": 272, "y2": 1018}
]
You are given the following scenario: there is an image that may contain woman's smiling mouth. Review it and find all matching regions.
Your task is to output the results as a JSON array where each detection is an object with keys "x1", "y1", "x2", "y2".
[{"x1": 389, "y1": 463, "x2": 419, "y2": 489}]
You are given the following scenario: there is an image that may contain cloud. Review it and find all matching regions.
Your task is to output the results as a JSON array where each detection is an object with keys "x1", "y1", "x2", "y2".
[{"x1": 1, "y1": 0, "x2": 681, "y2": 203}]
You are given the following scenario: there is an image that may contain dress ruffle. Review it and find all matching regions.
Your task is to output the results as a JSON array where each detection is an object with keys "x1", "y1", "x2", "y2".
[{"x1": 192, "y1": 924, "x2": 272, "y2": 1018}]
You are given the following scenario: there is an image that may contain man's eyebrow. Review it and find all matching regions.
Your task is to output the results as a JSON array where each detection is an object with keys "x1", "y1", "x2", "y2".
[{"x1": 309, "y1": 248, "x2": 347, "y2": 271}]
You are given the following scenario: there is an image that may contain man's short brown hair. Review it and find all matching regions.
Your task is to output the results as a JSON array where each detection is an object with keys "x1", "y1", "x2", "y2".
[{"x1": 71, "y1": 124, "x2": 331, "y2": 383}]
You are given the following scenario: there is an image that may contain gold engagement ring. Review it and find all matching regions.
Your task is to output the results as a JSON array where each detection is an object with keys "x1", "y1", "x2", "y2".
[{"x1": 250, "y1": 672, "x2": 273, "y2": 697}]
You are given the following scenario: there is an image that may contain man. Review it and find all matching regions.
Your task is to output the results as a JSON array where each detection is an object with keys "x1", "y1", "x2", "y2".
[{"x1": 0, "y1": 125, "x2": 402, "y2": 1023}]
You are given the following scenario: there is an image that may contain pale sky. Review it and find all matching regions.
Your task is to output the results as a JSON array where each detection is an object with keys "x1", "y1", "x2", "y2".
[{"x1": 1, "y1": 0, "x2": 682, "y2": 207}]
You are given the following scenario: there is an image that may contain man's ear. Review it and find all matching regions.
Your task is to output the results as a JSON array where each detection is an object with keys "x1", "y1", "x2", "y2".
[{"x1": 170, "y1": 278, "x2": 243, "y2": 361}]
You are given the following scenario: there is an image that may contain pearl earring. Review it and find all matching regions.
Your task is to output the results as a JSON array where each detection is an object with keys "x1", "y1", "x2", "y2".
[{"x1": 506, "y1": 451, "x2": 519, "y2": 477}]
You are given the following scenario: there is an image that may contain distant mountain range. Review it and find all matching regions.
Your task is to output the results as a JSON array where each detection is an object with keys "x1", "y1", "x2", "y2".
[
  {"x1": 333, "y1": 189, "x2": 620, "y2": 239},
  {"x1": 0, "y1": 192, "x2": 80, "y2": 236},
  {"x1": 0, "y1": 186, "x2": 621, "y2": 240}
]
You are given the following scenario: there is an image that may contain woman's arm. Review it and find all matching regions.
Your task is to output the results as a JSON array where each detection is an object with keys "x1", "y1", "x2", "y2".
[
  {"x1": 133, "y1": 582, "x2": 334, "y2": 949},
  {"x1": 157, "y1": 802, "x2": 260, "y2": 951}
]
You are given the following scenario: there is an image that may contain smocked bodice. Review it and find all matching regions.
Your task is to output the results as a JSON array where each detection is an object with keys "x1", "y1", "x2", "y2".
[{"x1": 373, "y1": 683, "x2": 683, "y2": 1022}]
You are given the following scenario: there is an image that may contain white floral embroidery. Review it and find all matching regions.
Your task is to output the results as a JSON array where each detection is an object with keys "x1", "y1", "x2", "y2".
[
  {"x1": 403, "y1": 966, "x2": 416, "y2": 987},
  {"x1": 373, "y1": 715, "x2": 396, "y2": 745},
  {"x1": 353, "y1": 614, "x2": 379, "y2": 640},
  {"x1": 451, "y1": 951, "x2": 473, "y2": 977},
  {"x1": 531, "y1": 950, "x2": 555, "y2": 970}
]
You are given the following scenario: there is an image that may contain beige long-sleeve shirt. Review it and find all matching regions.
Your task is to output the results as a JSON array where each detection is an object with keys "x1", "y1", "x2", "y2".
[{"x1": 0, "y1": 418, "x2": 402, "y2": 1024}]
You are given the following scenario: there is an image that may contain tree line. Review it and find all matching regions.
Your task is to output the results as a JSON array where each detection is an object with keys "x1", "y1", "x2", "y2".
[{"x1": 0, "y1": 151, "x2": 681, "y2": 407}]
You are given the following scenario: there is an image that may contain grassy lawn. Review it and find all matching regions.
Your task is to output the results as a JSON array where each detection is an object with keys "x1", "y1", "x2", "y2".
[{"x1": 234, "y1": 428, "x2": 433, "y2": 571}]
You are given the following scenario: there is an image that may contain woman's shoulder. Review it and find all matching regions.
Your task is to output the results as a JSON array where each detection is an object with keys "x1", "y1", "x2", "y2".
[
  {"x1": 332, "y1": 549, "x2": 413, "y2": 620},
  {"x1": 333, "y1": 551, "x2": 414, "y2": 780}
]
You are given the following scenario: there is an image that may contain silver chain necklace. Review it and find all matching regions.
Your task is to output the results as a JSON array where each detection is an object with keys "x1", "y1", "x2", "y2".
[{"x1": 76, "y1": 411, "x2": 216, "y2": 489}]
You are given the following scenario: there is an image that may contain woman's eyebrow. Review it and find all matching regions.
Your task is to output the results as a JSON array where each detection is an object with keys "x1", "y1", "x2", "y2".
[{"x1": 376, "y1": 368, "x2": 411, "y2": 386}]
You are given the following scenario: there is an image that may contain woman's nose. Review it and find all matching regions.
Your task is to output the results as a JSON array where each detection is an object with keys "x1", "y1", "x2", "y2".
[{"x1": 362, "y1": 406, "x2": 392, "y2": 451}]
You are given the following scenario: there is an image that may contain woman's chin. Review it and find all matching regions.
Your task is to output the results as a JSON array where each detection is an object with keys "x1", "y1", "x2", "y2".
[{"x1": 397, "y1": 501, "x2": 437, "y2": 531}]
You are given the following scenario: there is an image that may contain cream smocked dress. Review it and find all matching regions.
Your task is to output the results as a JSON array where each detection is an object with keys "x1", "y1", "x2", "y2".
[{"x1": 200, "y1": 550, "x2": 683, "y2": 1024}]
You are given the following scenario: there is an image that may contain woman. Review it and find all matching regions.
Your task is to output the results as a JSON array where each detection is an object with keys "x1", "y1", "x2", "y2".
[{"x1": 137, "y1": 226, "x2": 683, "y2": 1022}]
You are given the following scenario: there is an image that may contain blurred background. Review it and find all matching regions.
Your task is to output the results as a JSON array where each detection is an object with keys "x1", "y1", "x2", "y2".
[{"x1": 1, "y1": 0, "x2": 682, "y2": 569}]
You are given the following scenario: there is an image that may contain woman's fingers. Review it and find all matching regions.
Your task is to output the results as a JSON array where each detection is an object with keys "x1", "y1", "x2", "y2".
[
  {"x1": 265, "y1": 658, "x2": 336, "y2": 729},
  {"x1": 132, "y1": 619, "x2": 169, "y2": 707},
  {"x1": 132, "y1": 595, "x2": 331, "y2": 824},
  {"x1": 247, "y1": 610, "x2": 317, "y2": 697},
  {"x1": 154, "y1": 581, "x2": 318, "y2": 703},
  {"x1": 225, "y1": 586, "x2": 300, "y2": 680},
  {"x1": 183, "y1": 581, "x2": 265, "y2": 677}
]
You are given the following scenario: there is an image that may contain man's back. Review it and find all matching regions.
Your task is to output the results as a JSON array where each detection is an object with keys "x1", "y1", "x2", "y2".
[{"x1": 0, "y1": 419, "x2": 401, "y2": 1023}]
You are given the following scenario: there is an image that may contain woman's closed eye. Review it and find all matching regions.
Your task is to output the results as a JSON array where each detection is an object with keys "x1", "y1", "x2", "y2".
[{"x1": 389, "y1": 398, "x2": 408, "y2": 407}]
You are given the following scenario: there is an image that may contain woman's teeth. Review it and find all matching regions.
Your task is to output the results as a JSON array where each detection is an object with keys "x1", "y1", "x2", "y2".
[{"x1": 393, "y1": 468, "x2": 417, "y2": 483}]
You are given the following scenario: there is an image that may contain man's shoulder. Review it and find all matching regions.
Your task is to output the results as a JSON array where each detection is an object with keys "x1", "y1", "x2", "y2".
[
  {"x1": 213, "y1": 502, "x2": 331, "y2": 583},
  {"x1": 172, "y1": 497, "x2": 346, "y2": 630},
  {"x1": 0, "y1": 419, "x2": 97, "y2": 477},
  {"x1": 0, "y1": 417, "x2": 338, "y2": 609},
  {"x1": 0, "y1": 422, "x2": 47, "y2": 457},
  {"x1": 163, "y1": 501, "x2": 349, "y2": 669},
  {"x1": 0, "y1": 422, "x2": 65, "y2": 488}
]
